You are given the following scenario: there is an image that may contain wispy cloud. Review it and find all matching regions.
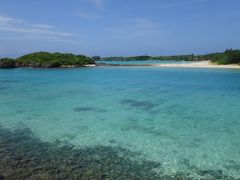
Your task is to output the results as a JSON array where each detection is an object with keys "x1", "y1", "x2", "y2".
[
  {"x1": 79, "y1": 0, "x2": 105, "y2": 10},
  {"x1": 0, "y1": 16, "x2": 23, "y2": 24},
  {"x1": 0, "y1": 15, "x2": 78, "y2": 43},
  {"x1": 30, "y1": 24, "x2": 55, "y2": 29}
]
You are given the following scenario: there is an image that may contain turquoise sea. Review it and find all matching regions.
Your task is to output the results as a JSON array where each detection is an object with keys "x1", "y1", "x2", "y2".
[{"x1": 1, "y1": 66, "x2": 240, "y2": 178}]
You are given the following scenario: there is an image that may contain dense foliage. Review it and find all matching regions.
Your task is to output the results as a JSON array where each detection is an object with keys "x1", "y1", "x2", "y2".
[
  {"x1": 1, "y1": 50, "x2": 240, "y2": 68},
  {"x1": 15, "y1": 52, "x2": 95, "y2": 68},
  {"x1": 152, "y1": 55, "x2": 197, "y2": 61},
  {"x1": 101, "y1": 54, "x2": 198, "y2": 61},
  {"x1": 202, "y1": 49, "x2": 240, "y2": 65},
  {"x1": 101, "y1": 50, "x2": 240, "y2": 65},
  {"x1": 0, "y1": 58, "x2": 16, "y2": 68}
]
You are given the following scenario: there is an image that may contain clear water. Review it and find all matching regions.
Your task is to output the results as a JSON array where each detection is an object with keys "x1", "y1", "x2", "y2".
[
  {"x1": 97, "y1": 60, "x2": 192, "y2": 65},
  {"x1": 0, "y1": 67, "x2": 240, "y2": 178}
]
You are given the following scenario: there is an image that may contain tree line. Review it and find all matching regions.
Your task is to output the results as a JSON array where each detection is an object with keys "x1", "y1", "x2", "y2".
[
  {"x1": 100, "y1": 49, "x2": 240, "y2": 64},
  {"x1": 1, "y1": 50, "x2": 240, "y2": 68},
  {"x1": 0, "y1": 52, "x2": 95, "y2": 68}
]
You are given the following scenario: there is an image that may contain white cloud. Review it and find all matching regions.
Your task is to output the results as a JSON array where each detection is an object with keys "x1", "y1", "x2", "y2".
[
  {"x1": 31, "y1": 24, "x2": 55, "y2": 29},
  {"x1": 0, "y1": 15, "x2": 77, "y2": 43}
]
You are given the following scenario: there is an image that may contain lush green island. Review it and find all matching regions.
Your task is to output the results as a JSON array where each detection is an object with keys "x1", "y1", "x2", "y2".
[
  {"x1": 101, "y1": 49, "x2": 240, "y2": 65},
  {"x1": 1, "y1": 49, "x2": 240, "y2": 68},
  {"x1": 0, "y1": 52, "x2": 95, "y2": 68}
]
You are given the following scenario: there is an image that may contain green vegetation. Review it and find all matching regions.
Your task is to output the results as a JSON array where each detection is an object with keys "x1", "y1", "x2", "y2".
[
  {"x1": 0, "y1": 52, "x2": 94, "y2": 68},
  {"x1": 202, "y1": 49, "x2": 240, "y2": 65},
  {"x1": 101, "y1": 49, "x2": 240, "y2": 65},
  {"x1": 152, "y1": 54, "x2": 197, "y2": 61},
  {"x1": 1, "y1": 50, "x2": 240, "y2": 68},
  {"x1": 92, "y1": 56, "x2": 101, "y2": 61},
  {"x1": 16, "y1": 52, "x2": 95, "y2": 68},
  {"x1": 102, "y1": 54, "x2": 199, "y2": 61},
  {"x1": 0, "y1": 58, "x2": 16, "y2": 68}
]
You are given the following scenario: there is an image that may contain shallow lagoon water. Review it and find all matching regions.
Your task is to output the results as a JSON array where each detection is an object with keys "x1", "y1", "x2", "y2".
[{"x1": 0, "y1": 67, "x2": 240, "y2": 178}]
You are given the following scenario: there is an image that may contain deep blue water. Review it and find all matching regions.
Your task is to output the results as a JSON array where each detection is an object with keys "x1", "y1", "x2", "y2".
[{"x1": 0, "y1": 66, "x2": 240, "y2": 178}]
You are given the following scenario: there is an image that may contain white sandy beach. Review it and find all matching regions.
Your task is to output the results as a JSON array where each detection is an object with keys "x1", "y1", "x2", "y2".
[
  {"x1": 97, "y1": 61, "x2": 240, "y2": 69},
  {"x1": 155, "y1": 61, "x2": 240, "y2": 69}
]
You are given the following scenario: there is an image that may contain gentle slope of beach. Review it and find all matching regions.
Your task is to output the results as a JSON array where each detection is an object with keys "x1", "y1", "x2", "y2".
[
  {"x1": 96, "y1": 60, "x2": 240, "y2": 69},
  {"x1": 154, "y1": 61, "x2": 240, "y2": 69}
]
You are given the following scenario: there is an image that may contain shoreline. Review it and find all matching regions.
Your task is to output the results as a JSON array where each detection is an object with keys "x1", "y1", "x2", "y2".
[
  {"x1": 1, "y1": 61, "x2": 240, "y2": 69},
  {"x1": 154, "y1": 61, "x2": 240, "y2": 69},
  {"x1": 96, "y1": 61, "x2": 240, "y2": 69}
]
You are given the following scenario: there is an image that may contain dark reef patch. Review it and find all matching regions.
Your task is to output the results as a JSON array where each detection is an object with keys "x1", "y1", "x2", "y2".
[
  {"x1": 74, "y1": 107, "x2": 107, "y2": 113},
  {"x1": 120, "y1": 99, "x2": 157, "y2": 111},
  {"x1": 0, "y1": 86, "x2": 8, "y2": 91},
  {"x1": 0, "y1": 79, "x2": 19, "y2": 83},
  {"x1": 74, "y1": 107, "x2": 96, "y2": 111},
  {"x1": 224, "y1": 160, "x2": 240, "y2": 171},
  {"x1": 180, "y1": 158, "x2": 235, "y2": 180},
  {"x1": 0, "y1": 126, "x2": 163, "y2": 179},
  {"x1": 0, "y1": 126, "x2": 237, "y2": 180}
]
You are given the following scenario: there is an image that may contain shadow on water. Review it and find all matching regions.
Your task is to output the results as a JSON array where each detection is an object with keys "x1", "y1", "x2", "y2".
[
  {"x1": 0, "y1": 125, "x2": 237, "y2": 179},
  {"x1": 120, "y1": 99, "x2": 157, "y2": 111}
]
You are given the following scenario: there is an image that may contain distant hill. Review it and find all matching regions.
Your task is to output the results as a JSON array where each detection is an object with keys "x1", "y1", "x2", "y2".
[
  {"x1": 16, "y1": 52, "x2": 95, "y2": 68},
  {"x1": 100, "y1": 49, "x2": 240, "y2": 65},
  {"x1": 101, "y1": 55, "x2": 197, "y2": 61},
  {"x1": 1, "y1": 50, "x2": 240, "y2": 68},
  {"x1": 0, "y1": 52, "x2": 95, "y2": 68}
]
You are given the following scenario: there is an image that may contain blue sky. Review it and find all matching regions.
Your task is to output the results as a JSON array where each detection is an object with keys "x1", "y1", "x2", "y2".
[{"x1": 0, "y1": 0, "x2": 240, "y2": 57}]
